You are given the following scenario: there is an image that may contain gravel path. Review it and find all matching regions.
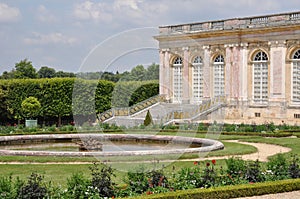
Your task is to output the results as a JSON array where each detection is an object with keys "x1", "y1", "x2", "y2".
[
  {"x1": 234, "y1": 190, "x2": 300, "y2": 199},
  {"x1": 194, "y1": 140, "x2": 291, "y2": 162}
]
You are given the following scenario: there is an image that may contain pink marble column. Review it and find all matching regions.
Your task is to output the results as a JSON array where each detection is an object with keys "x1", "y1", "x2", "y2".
[
  {"x1": 225, "y1": 45, "x2": 232, "y2": 99},
  {"x1": 232, "y1": 45, "x2": 240, "y2": 99},
  {"x1": 203, "y1": 45, "x2": 211, "y2": 99},
  {"x1": 269, "y1": 41, "x2": 286, "y2": 100},
  {"x1": 240, "y1": 43, "x2": 248, "y2": 100},
  {"x1": 159, "y1": 50, "x2": 165, "y2": 96},
  {"x1": 164, "y1": 49, "x2": 171, "y2": 100},
  {"x1": 182, "y1": 47, "x2": 190, "y2": 103}
]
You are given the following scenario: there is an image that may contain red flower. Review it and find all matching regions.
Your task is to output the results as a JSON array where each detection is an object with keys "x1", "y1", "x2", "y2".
[
  {"x1": 212, "y1": 159, "x2": 216, "y2": 165},
  {"x1": 206, "y1": 162, "x2": 210, "y2": 167},
  {"x1": 194, "y1": 161, "x2": 198, "y2": 165},
  {"x1": 146, "y1": 191, "x2": 153, "y2": 195},
  {"x1": 111, "y1": 196, "x2": 115, "y2": 199}
]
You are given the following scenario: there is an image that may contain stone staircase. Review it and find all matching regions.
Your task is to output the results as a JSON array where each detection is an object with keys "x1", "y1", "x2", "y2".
[{"x1": 98, "y1": 95, "x2": 226, "y2": 127}]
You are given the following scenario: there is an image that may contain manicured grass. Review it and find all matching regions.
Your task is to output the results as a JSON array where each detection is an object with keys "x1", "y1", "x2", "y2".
[
  {"x1": 0, "y1": 164, "x2": 92, "y2": 187},
  {"x1": 0, "y1": 133, "x2": 299, "y2": 187},
  {"x1": 0, "y1": 155, "x2": 97, "y2": 163}
]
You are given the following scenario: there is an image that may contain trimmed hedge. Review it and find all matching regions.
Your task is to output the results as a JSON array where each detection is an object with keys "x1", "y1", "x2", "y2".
[
  {"x1": 128, "y1": 179, "x2": 300, "y2": 199},
  {"x1": 0, "y1": 78, "x2": 159, "y2": 125}
]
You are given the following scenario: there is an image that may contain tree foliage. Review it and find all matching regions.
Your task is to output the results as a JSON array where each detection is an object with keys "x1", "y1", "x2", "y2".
[
  {"x1": 144, "y1": 110, "x2": 153, "y2": 126},
  {"x1": 21, "y1": 97, "x2": 41, "y2": 119},
  {"x1": 14, "y1": 59, "x2": 38, "y2": 79},
  {"x1": 38, "y1": 66, "x2": 56, "y2": 78}
]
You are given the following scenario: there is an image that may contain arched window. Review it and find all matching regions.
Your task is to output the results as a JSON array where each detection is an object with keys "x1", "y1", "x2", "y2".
[
  {"x1": 253, "y1": 51, "x2": 268, "y2": 103},
  {"x1": 173, "y1": 57, "x2": 183, "y2": 103},
  {"x1": 192, "y1": 56, "x2": 203, "y2": 102},
  {"x1": 213, "y1": 55, "x2": 225, "y2": 97},
  {"x1": 292, "y1": 49, "x2": 300, "y2": 103}
]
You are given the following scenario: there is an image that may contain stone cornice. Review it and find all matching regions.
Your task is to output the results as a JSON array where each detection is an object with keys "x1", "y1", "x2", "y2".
[{"x1": 154, "y1": 24, "x2": 300, "y2": 42}]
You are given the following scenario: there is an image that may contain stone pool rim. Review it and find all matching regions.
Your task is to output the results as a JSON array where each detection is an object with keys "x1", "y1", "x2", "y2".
[{"x1": 0, "y1": 134, "x2": 224, "y2": 157}]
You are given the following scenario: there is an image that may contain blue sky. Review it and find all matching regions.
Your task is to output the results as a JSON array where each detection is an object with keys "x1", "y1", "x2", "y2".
[{"x1": 0, "y1": 0, "x2": 299, "y2": 73}]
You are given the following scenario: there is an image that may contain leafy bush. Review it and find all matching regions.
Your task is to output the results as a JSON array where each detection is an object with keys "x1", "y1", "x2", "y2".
[
  {"x1": 172, "y1": 166, "x2": 202, "y2": 190},
  {"x1": 245, "y1": 160, "x2": 265, "y2": 183},
  {"x1": 289, "y1": 154, "x2": 300, "y2": 179},
  {"x1": 89, "y1": 163, "x2": 116, "y2": 198},
  {"x1": 0, "y1": 175, "x2": 14, "y2": 199},
  {"x1": 267, "y1": 154, "x2": 289, "y2": 180},
  {"x1": 226, "y1": 157, "x2": 246, "y2": 179},
  {"x1": 17, "y1": 173, "x2": 48, "y2": 199},
  {"x1": 144, "y1": 110, "x2": 153, "y2": 126},
  {"x1": 65, "y1": 173, "x2": 89, "y2": 199},
  {"x1": 123, "y1": 166, "x2": 149, "y2": 196}
]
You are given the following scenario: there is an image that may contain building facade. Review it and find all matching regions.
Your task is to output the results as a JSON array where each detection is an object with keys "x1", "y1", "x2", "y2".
[{"x1": 154, "y1": 11, "x2": 300, "y2": 125}]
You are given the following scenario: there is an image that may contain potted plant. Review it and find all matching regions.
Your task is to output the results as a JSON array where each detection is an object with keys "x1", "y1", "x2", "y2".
[{"x1": 21, "y1": 97, "x2": 41, "y2": 127}]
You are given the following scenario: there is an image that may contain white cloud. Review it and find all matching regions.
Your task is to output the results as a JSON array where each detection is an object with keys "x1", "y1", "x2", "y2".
[
  {"x1": 24, "y1": 32, "x2": 77, "y2": 45},
  {"x1": 0, "y1": 3, "x2": 21, "y2": 22},
  {"x1": 72, "y1": 0, "x2": 169, "y2": 26},
  {"x1": 113, "y1": 0, "x2": 142, "y2": 11},
  {"x1": 37, "y1": 5, "x2": 57, "y2": 23},
  {"x1": 73, "y1": 1, "x2": 112, "y2": 23}
]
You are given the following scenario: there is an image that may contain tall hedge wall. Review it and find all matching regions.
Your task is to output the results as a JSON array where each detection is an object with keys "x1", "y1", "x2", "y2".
[{"x1": 0, "y1": 78, "x2": 159, "y2": 125}]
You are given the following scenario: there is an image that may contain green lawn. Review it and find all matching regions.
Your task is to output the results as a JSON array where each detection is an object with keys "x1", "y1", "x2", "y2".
[{"x1": 0, "y1": 133, "x2": 299, "y2": 186}]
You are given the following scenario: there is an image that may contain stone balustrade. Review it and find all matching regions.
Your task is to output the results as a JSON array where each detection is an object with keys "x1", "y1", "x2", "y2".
[{"x1": 159, "y1": 11, "x2": 300, "y2": 35}]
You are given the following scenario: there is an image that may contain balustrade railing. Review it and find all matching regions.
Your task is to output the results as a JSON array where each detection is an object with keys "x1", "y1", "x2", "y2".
[
  {"x1": 98, "y1": 95, "x2": 166, "y2": 122},
  {"x1": 160, "y1": 96, "x2": 226, "y2": 125},
  {"x1": 159, "y1": 11, "x2": 300, "y2": 35}
]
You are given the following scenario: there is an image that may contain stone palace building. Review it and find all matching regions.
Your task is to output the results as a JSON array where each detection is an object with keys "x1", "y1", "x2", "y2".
[{"x1": 154, "y1": 11, "x2": 300, "y2": 125}]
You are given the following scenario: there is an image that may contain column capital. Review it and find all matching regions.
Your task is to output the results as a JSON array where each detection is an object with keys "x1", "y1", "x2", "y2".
[
  {"x1": 268, "y1": 40, "x2": 287, "y2": 48},
  {"x1": 240, "y1": 43, "x2": 248, "y2": 47},
  {"x1": 182, "y1": 47, "x2": 189, "y2": 51},
  {"x1": 161, "y1": 48, "x2": 170, "y2": 52},
  {"x1": 202, "y1": 45, "x2": 210, "y2": 50},
  {"x1": 224, "y1": 43, "x2": 240, "y2": 48}
]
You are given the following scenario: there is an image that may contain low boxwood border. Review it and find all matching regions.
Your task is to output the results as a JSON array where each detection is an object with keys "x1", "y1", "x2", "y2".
[{"x1": 128, "y1": 179, "x2": 300, "y2": 199}]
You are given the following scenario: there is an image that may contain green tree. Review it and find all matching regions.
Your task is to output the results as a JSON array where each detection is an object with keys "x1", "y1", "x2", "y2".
[
  {"x1": 129, "y1": 82, "x2": 159, "y2": 106},
  {"x1": 144, "y1": 110, "x2": 153, "y2": 126},
  {"x1": 55, "y1": 71, "x2": 76, "y2": 78},
  {"x1": 38, "y1": 66, "x2": 56, "y2": 78},
  {"x1": 14, "y1": 59, "x2": 38, "y2": 79},
  {"x1": 21, "y1": 96, "x2": 41, "y2": 119},
  {"x1": 41, "y1": 78, "x2": 73, "y2": 126},
  {"x1": 130, "y1": 65, "x2": 146, "y2": 81},
  {"x1": 0, "y1": 70, "x2": 16, "y2": 79},
  {"x1": 145, "y1": 63, "x2": 159, "y2": 80}
]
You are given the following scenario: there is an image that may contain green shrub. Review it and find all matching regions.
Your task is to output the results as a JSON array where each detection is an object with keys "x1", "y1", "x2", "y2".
[
  {"x1": 267, "y1": 154, "x2": 289, "y2": 180},
  {"x1": 172, "y1": 166, "x2": 202, "y2": 190},
  {"x1": 0, "y1": 175, "x2": 14, "y2": 199},
  {"x1": 65, "y1": 173, "x2": 89, "y2": 199},
  {"x1": 246, "y1": 160, "x2": 265, "y2": 183},
  {"x1": 225, "y1": 157, "x2": 246, "y2": 179},
  {"x1": 126, "y1": 179, "x2": 300, "y2": 199},
  {"x1": 121, "y1": 166, "x2": 149, "y2": 196},
  {"x1": 289, "y1": 154, "x2": 300, "y2": 179},
  {"x1": 89, "y1": 163, "x2": 116, "y2": 198},
  {"x1": 17, "y1": 173, "x2": 48, "y2": 199},
  {"x1": 144, "y1": 110, "x2": 153, "y2": 126}
]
